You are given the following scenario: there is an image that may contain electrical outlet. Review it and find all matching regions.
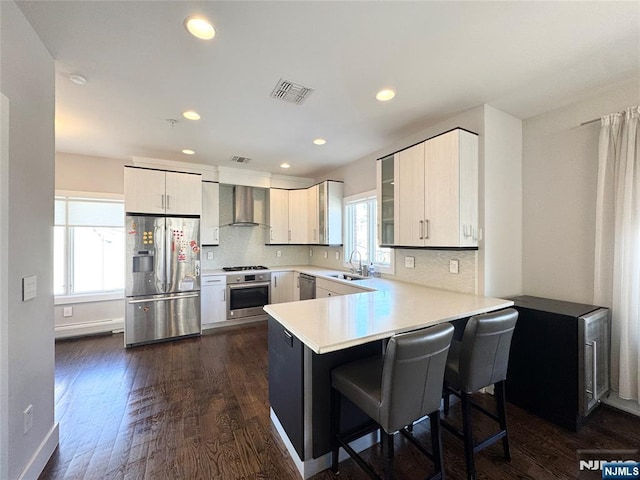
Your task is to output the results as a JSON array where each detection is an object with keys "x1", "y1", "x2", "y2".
[
  {"x1": 335, "y1": 251, "x2": 340, "y2": 260},
  {"x1": 207, "y1": 251, "x2": 213, "y2": 260},
  {"x1": 405, "y1": 256, "x2": 415, "y2": 268},
  {"x1": 24, "y1": 405, "x2": 33, "y2": 434},
  {"x1": 449, "y1": 259, "x2": 459, "y2": 274},
  {"x1": 276, "y1": 250, "x2": 282, "y2": 258},
  {"x1": 323, "y1": 251, "x2": 328, "y2": 259},
  {"x1": 63, "y1": 306, "x2": 73, "y2": 317}
]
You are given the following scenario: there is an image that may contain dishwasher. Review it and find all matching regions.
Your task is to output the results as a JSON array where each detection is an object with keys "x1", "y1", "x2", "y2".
[{"x1": 299, "y1": 274, "x2": 316, "y2": 300}]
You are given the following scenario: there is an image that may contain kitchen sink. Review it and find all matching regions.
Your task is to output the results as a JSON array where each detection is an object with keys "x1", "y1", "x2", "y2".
[{"x1": 329, "y1": 273, "x2": 367, "y2": 282}]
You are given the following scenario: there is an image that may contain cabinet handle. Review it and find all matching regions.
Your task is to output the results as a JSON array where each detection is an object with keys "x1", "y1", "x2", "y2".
[
  {"x1": 161, "y1": 194, "x2": 165, "y2": 209},
  {"x1": 586, "y1": 341, "x2": 598, "y2": 399},
  {"x1": 270, "y1": 229, "x2": 274, "y2": 241},
  {"x1": 166, "y1": 195, "x2": 171, "y2": 211},
  {"x1": 274, "y1": 276, "x2": 278, "y2": 288},
  {"x1": 222, "y1": 289, "x2": 226, "y2": 302},
  {"x1": 288, "y1": 230, "x2": 291, "y2": 242},
  {"x1": 425, "y1": 219, "x2": 430, "y2": 239},
  {"x1": 215, "y1": 228, "x2": 219, "y2": 242},
  {"x1": 297, "y1": 277, "x2": 300, "y2": 288},
  {"x1": 419, "y1": 220, "x2": 424, "y2": 240}
]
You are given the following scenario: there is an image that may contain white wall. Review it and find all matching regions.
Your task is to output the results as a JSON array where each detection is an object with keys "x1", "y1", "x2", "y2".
[
  {"x1": 54, "y1": 153, "x2": 128, "y2": 337},
  {"x1": 0, "y1": 2, "x2": 58, "y2": 478},
  {"x1": 482, "y1": 106, "x2": 523, "y2": 297},
  {"x1": 56, "y1": 152, "x2": 128, "y2": 194},
  {"x1": 522, "y1": 78, "x2": 639, "y2": 304}
]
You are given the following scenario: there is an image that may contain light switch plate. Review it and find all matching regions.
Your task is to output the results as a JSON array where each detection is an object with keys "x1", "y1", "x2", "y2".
[
  {"x1": 323, "y1": 251, "x2": 328, "y2": 259},
  {"x1": 207, "y1": 251, "x2": 214, "y2": 260},
  {"x1": 405, "y1": 256, "x2": 415, "y2": 268},
  {"x1": 309, "y1": 249, "x2": 313, "y2": 257},
  {"x1": 63, "y1": 306, "x2": 73, "y2": 317},
  {"x1": 22, "y1": 275, "x2": 37, "y2": 301},
  {"x1": 276, "y1": 250, "x2": 282, "y2": 257},
  {"x1": 335, "y1": 251, "x2": 340, "y2": 260}
]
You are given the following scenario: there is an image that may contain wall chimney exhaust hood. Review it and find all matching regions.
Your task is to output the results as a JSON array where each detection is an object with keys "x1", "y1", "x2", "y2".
[{"x1": 232, "y1": 185, "x2": 258, "y2": 226}]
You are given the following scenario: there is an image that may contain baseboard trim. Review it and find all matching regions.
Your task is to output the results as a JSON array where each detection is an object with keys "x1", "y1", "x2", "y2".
[
  {"x1": 55, "y1": 318, "x2": 124, "y2": 339},
  {"x1": 603, "y1": 392, "x2": 640, "y2": 418},
  {"x1": 18, "y1": 422, "x2": 59, "y2": 480}
]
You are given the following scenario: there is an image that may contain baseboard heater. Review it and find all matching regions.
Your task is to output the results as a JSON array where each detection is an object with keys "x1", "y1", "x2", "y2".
[{"x1": 55, "y1": 318, "x2": 124, "y2": 340}]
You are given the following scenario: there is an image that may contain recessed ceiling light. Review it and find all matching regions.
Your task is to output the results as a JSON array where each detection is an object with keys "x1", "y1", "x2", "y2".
[
  {"x1": 184, "y1": 16, "x2": 215, "y2": 40},
  {"x1": 68, "y1": 73, "x2": 87, "y2": 85},
  {"x1": 182, "y1": 149, "x2": 195, "y2": 155},
  {"x1": 280, "y1": 163, "x2": 291, "y2": 169},
  {"x1": 313, "y1": 138, "x2": 326, "y2": 146},
  {"x1": 376, "y1": 88, "x2": 396, "y2": 101},
  {"x1": 182, "y1": 110, "x2": 200, "y2": 121}
]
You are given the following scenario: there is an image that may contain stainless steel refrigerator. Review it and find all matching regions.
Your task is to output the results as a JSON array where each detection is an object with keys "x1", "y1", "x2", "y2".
[{"x1": 125, "y1": 215, "x2": 201, "y2": 347}]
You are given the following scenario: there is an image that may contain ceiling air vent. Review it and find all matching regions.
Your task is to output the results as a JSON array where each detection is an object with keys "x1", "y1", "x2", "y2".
[
  {"x1": 270, "y1": 77, "x2": 314, "y2": 105},
  {"x1": 230, "y1": 155, "x2": 251, "y2": 164}
]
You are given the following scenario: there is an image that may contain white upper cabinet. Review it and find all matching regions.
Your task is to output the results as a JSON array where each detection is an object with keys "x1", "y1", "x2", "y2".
[
  {"x1": 288, "y1": 189, "x2": 308, "y2": 244},
  {"x1": 307, "y1": 185, "x2": 319, "y2": 243},
  {"x1": 388, "y1": 128, "x2": 478, "y2": 248},
  {"x1": 201, "y1": 181, "x2": 220, "y2": 245},
  {"x1": 124, "y1": 167, "x2": 202, "y2": 216},
  {"x1": 267, "y1": 188, "x2": 290, "y2": 244},
  {"x1": 318, "y1": 181, "x2": 344, "y2": 245}
]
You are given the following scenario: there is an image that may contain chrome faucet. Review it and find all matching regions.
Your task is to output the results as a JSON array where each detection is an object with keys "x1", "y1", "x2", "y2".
[{"x1": 348, "y1": 250, "x2": 363, "y2": 275}]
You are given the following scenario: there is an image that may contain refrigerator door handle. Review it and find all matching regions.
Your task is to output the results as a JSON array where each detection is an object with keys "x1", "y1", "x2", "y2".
[
  {"x1": 156, "y1": 220, "x2": 166, "y2": 291},
  {"x1": 127, "y1": 293, "x2": 199, "y2": 304}
]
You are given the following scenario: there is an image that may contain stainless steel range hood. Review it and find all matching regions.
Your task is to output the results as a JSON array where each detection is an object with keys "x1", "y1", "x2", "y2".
[{"x1": 232, "y1": 186, "x2": 258, "y2": 226}]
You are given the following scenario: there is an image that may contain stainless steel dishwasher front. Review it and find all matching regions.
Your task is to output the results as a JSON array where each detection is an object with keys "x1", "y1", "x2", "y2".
[{"x1": 299, "y1": 274, "x2": 316, "y2": 300}]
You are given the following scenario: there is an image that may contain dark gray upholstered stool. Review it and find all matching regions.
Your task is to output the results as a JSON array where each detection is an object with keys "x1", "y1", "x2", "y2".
[
  {"x1": 330, "y1": 323, "x2": 455, "y2": 480},
  {"x1": 441, "y1": 308, "x2": 518, "y2": 480}
]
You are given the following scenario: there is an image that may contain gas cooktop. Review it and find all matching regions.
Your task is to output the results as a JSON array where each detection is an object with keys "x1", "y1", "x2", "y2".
[{"x1": 222, "y1": 266, "x2": 269, "y2": 272}]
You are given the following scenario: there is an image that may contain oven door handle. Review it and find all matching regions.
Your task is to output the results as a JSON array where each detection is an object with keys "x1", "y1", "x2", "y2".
[{"x1": 227, "y1": 282, "x2": 271, "y2": 290}]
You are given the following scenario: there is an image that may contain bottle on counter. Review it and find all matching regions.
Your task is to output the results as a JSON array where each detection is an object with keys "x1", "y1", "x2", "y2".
[{"x1": 369, "y1": 263, "x2": 376, "y2": 277}]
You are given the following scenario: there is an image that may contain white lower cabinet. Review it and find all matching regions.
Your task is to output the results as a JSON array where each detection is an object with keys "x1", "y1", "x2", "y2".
[
  {"x1": 201, "y1": 275, "x2": 226, "y2": 326},
  {"x1": 315, "y1": 277, "x2": 369, "y2": 297},
  {"x1": 271, "y1": 271, "x2": 294, "y2": 304}
]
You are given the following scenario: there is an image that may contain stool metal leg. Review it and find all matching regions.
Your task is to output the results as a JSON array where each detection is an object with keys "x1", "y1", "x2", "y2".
[
  {"x1": 382, "y1": 432, "x2": 394, "y2": 480},
  {"x1": 331, "y1": 387, "x2": 341, "y2": 473},
  {"x1": 443, "y1": 382, "x2": 450, "y2": 416},
  {"x1": 461, "y1": 392, "x2": 476, "y2": 480},
  {"x1": 429, "y1": 414, "x2": 444, "y2": 480},
  {"x1": 495, "y1": 380, "x2": 511, "y2": 461}
]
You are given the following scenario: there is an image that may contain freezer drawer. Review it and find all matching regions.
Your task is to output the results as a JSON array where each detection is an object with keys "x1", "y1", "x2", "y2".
[{"x1": 125, "y1": 292, "x2": 201, "y2": 347}]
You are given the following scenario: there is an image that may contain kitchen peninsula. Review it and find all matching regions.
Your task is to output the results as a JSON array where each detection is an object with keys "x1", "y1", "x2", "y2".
[{"x1": 264, "y1": 272, "x2": 513, "y2": 478}]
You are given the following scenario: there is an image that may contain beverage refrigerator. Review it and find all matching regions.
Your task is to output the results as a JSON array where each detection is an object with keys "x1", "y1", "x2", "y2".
[{"x1": 124, "y1": 215, "x2": 201, "y2": 347}]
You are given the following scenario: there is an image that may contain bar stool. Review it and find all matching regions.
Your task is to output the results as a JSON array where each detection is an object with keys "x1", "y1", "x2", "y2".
[
  {"x1": 330, "y1": 323, "x2": 454, "y2": 480},
  {"x1": 441, "y1": 308, "x2": 518, "y2": 480}
]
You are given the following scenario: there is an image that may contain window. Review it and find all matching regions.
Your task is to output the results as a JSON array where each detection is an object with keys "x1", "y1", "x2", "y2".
[
  {"x1": 344, "y1": 191, "x2": 393, "y2": 274},
  {"x1": 55, "y1": 192, "x2": 125, "y2": 298}
]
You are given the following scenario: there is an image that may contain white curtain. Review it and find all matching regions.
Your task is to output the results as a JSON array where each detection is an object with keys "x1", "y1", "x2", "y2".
[{"x1": 594, "y1": 105, "x2": 640, "y2": 402}]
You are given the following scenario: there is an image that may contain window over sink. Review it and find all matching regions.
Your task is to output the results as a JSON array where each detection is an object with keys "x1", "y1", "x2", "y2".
[
  {"x1": 54, "y1": 192, "x2": 125, "y2": 300},
  {"x1": 343, "y1": 191, "x2": 393, "y2": 274}
]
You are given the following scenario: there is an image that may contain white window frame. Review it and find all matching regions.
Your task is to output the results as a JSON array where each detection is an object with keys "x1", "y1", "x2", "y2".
[
  {"x1": 54, "y1": 190, "x2": 125, "y2": 305},
  {"x1": 343, "y1": 190, "x2": 394, "y2": 275}
]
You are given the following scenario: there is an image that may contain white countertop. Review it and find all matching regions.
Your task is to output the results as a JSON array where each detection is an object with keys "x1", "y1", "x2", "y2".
[{"x1": 262, "y1": 266, "x2": 513, "y2": 354}]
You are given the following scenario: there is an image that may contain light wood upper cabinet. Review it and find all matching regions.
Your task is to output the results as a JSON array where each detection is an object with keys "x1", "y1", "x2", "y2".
[
  {"x1": 267, "y1": 188, "x2": 290, "y2": 244},
  {"x1": 307, "y1": 185, "x2": 319, "y2": 243},
  {"x1": 267, "y1": 181, "x2": 344, "y2": 245},
  {"x1": 288, "y1": 189, "x2": 308, "y2": 244},
  {"x1": 124, "y1": 167, "x2": 202, "y2": 216},
  {"x1": 385, "y1": 128, "x2": 478, "y2": 248},
  {"x1": 201, "y1": 181, "x2": 220, "y2": 245},
  {"x1": 165, "y1": 171, "x2": 202, "y2": 215}
]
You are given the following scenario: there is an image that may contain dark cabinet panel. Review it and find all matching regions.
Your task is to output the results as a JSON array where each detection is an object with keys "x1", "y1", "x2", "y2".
[{"x1": 268, "y1": 316, "x2": 304, "y2": 457}]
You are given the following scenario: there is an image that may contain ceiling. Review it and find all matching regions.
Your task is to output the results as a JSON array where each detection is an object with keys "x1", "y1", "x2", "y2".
[{"x1": 16, "y1": 1, "x2": 640, "y2": 178}]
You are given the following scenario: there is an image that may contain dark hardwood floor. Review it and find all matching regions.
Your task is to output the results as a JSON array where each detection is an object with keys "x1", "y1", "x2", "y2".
[{"x1": 41, "y1": 322, "x2": 640, "y2": 480}]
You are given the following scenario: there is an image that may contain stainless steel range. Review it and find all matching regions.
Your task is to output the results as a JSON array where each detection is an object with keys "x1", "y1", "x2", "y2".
[{"x1": 225, "y1": 266, "x2": 270, "y2": 320}]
